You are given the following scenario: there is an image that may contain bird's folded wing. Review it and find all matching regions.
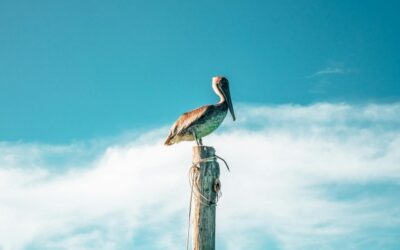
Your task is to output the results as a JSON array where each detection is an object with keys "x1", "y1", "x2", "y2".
[{"x1": 171, "y1": 105, "x2": 211, "y2": 135}]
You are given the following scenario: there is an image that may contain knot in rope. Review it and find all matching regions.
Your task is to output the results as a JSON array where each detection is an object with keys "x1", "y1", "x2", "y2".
[
  {"x1": 192, "y1": 154, "x2": 230, "y2": 172},
  {"x1": 191, "y1": 156, "x2": 216, "y2": 168}
]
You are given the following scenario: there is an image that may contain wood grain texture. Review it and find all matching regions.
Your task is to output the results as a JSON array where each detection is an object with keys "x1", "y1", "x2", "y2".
[{"x1": 192, "y1": 146, "x2": 220, "y2": 250}]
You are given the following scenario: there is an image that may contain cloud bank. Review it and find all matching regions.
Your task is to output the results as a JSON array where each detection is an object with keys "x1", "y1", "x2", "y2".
[{"x1": 1, "y1": 103, "x2": 400, "y2": 250}]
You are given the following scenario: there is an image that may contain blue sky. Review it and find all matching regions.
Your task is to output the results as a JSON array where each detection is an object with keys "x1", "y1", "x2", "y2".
[
  {"x1": 1, "y1": 0, "x2": 399, "y2": 142},
  {"x1": 1, "y1": 1, "x2": 400, "y2": 250}
]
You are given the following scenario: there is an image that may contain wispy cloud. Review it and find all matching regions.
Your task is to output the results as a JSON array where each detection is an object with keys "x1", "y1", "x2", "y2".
[
  {"x1": 1, "y1": 103, "x2": 400, "y2": 250},
  {"x1": 307, "y1": 66, "x2": 357, "y2": 78}
]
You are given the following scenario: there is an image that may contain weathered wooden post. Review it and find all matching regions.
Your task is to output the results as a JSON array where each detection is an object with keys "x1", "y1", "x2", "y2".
[{"x1": 191, "y1": 145, "x2": 220, "y2": 250}]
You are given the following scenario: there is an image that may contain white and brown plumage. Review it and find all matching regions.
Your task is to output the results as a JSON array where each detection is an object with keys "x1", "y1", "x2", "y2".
[{"x1": 165, "y1": 76, "x2": 235, "y2": 146}]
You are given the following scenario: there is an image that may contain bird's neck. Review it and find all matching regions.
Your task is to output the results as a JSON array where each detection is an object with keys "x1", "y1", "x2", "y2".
[
  {"x1": 215, "y1": 96, "x2": 228, "y2": 111},
  {"x1": 213, "y1": 84, "x2": 225, "y2": 104}
]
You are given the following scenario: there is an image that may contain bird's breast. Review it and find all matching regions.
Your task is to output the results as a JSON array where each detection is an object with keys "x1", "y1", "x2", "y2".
[{"x1": 194, "y1": 107, "x2": 228, "y2": 138}]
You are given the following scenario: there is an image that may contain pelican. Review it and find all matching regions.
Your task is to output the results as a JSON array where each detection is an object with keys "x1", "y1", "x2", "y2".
[{"x1": 165, "y1": 76, "x2": 235, "y2": 146}]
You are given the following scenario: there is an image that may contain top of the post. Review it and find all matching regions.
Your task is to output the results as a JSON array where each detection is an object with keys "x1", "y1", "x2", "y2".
[{"x1": 192, "y1": 146, "x2": 215, "y2": 161}]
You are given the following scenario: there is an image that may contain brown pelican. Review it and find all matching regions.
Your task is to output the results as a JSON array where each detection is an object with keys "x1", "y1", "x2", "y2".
[{"x1": 165, "y1": 76, "x2": 235, "y2": 146}]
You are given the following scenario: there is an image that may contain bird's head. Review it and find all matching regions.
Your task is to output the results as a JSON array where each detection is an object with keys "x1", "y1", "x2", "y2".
[{"x1": 212, "y1": 76, "x2": 236, "y2": 121}]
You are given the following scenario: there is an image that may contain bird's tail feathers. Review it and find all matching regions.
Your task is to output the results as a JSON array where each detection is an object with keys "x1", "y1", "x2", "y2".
[{"x1": 164, "y1": 135, "x2": 174, "y2": 146}]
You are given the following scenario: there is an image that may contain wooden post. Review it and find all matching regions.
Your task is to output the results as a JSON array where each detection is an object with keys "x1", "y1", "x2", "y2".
[{"x1": 192, "y1": 146, "x2": 220, "y2": 250}]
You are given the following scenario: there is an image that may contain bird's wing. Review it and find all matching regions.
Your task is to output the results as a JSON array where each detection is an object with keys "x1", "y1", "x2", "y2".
[
  {"x1": 176, "y1": 105, "x2": 211, "y2": 132},
  {"x1": 165, "y1": 105, "x2": 211, "y2": 145}
]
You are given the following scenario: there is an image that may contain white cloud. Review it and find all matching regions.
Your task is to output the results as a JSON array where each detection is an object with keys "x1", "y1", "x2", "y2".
[
  {"x1": 307, "y1": 67, "x2": 345, "y2": 78},
  {"x1": 0, "y1": 103, "x2": 400, "y2": 250},
  {"x1": 307, "y1": 66, "x2": 357, "y2": 78}
]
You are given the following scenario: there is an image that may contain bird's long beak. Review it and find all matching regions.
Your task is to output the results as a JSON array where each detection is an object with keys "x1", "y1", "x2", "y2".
[{"x1": 222, "y1": 86, "x2": 236, "y2": 121}]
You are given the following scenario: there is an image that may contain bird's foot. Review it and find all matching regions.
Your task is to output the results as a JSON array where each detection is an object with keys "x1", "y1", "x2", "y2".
[{"x1": 192, "y1": 131, "x2": 203, "y2": 146}]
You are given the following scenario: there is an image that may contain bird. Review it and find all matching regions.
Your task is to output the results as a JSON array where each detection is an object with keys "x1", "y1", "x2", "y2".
[{"x1": 164, "y1": 76, "x2": 235, "y2": 146}]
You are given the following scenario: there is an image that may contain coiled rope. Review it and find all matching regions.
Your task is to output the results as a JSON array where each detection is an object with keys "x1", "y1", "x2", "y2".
[{"x1": 186, "y1": 154, "x2": 230, "y2": 250}]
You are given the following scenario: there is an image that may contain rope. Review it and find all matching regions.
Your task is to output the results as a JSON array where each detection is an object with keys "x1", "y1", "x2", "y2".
[
  {"x1": 185, "y1": 154, "x2": 230, "y2": 250},
  {"x1": 186, "y1": 171, "x2": 194, "y2": 250},
  {"x1": 216, "y1": 154, "x2": 230, "y2": 172}
]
